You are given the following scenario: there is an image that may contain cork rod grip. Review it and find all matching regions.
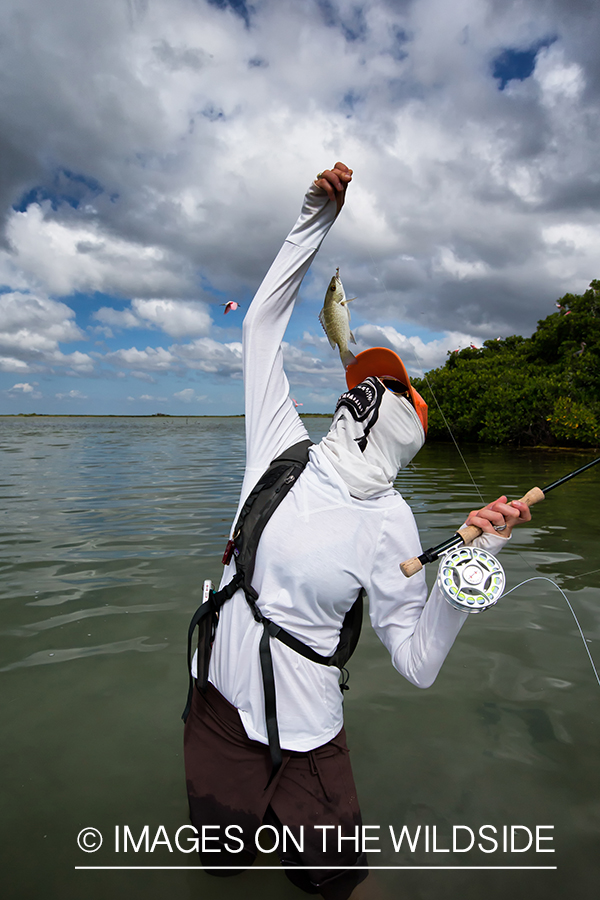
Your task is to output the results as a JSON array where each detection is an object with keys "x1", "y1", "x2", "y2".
[
  {"x1": 400, "y1": 556, "x2": 427, "y2": 578},
  {"x1": 399, "y1": 486, "x2": 545, "y2": 578}
]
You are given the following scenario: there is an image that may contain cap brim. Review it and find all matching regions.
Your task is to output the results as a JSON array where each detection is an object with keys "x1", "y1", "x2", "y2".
[
  {"x1": 345, "y1": 348, "x2": 411, "y2": 391},
  {"x1": 345, "y1": 348, "x2": 428, "y2": 436}
]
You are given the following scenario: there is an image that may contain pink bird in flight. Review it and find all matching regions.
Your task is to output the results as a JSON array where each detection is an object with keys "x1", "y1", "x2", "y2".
[{"x1": 221, "y1": 301, "x2": 241, "y2": 315}]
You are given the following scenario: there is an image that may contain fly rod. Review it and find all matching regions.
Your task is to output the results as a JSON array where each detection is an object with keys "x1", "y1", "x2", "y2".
[{"x1": 400, "y1": 455, "x2": 600, "y2": 578}]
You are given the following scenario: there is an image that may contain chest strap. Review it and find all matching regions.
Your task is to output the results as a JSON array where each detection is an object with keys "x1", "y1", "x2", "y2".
[{"x1": 182, "y1": 439, "x2": 364, "y2": 779}]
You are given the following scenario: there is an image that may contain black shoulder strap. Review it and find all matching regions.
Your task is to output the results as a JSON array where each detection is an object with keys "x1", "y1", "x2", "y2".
[
  {"x1": 231, "y1": 440, "x2": 313, "y2": 593},
  {"x1": 182, "y1": 440, "x2": 312, "y2": 724}
]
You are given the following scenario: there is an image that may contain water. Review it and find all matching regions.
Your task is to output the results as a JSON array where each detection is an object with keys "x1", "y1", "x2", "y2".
[{"x1": 1, "y1": 417, "x2": 599, "y2": 899}]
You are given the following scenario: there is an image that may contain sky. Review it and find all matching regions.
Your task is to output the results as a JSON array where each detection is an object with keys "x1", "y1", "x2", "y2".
[{"x1": 1, "y1": 0, "x2": 599, "y2": 415}]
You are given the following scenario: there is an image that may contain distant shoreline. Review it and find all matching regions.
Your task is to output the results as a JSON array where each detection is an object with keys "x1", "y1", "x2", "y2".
[
  {"x1": 1, "y1": 414, "x2": 596, "y2": 452},
  {"x1": 0, "y1": 413, "x2": 333, "y2": 419}
]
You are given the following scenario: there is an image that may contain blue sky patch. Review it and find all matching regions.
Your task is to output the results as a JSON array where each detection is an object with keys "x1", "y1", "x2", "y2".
[
  {"x1": 492, "y1": 37, "x2": 557, "y2": 90},
  {"x1": 13, "y1": 169, "x2": 104, "y2": 213},
  {"x1": 390, "y1": 26, "x2": 410, "y2": 61},
  {"x1": 342, "y1": 90, "x2": 361, "y2": 117},
  {"x1": 316, "y1": 0, "x2": 367, "y2": 43},
  {"x1": 207, "y1": 0, "x2": 252, "y2": 28}
]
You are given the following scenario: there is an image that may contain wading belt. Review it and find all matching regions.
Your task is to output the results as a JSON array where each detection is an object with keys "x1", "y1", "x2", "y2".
[{"x1": 182, "y1": 439, "x2": 364, "y2": 778}]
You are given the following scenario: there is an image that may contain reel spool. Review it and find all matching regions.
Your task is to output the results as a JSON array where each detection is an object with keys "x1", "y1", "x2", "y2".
[{"x1": 437, "y1": 546, "x2": 505, "y2": 613}]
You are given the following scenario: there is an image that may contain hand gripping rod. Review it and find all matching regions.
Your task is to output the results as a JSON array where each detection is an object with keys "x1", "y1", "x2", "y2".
[{"x1": 400, "y1": 455, "x2": 600, "y2": 578}]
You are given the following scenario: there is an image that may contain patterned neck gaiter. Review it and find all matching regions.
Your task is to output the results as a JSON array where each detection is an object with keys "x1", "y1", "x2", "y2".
[{"x1": 319, "y1": 376, "x2": 426, "y2": 500}]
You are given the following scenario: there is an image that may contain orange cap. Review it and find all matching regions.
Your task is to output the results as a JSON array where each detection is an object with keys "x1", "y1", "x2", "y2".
[{"x1": 345, "y1": 348, "x2": 428, "y2": 436}]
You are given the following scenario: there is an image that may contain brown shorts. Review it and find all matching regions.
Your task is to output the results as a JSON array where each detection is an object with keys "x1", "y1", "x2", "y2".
[{"x1": 184, "y1": 683, "x2": 367, "y2": 900}]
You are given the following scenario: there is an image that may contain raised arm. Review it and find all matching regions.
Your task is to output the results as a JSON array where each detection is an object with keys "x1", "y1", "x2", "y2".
[{"x1": 241, "y1": 164, "x2": 352, "y2": 488}]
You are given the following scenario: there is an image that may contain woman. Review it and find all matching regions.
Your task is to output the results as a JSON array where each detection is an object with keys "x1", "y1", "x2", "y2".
[{"x1": 184, "y1": 162, "x2": 531, "y2": 900}]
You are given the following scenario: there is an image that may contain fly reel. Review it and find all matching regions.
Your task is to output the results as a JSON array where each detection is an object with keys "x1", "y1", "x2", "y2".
[{"x1": 438, "y1": 546, "x2": 505, "y2": 613}]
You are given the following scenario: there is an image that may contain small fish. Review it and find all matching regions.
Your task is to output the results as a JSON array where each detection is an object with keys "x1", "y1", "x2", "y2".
[
  {"x1": 318, "y1": 268, "x2": 357, "y2": 368},
  {"x1": 222, "y1": 301, "x2": 241, "y2": 315}
]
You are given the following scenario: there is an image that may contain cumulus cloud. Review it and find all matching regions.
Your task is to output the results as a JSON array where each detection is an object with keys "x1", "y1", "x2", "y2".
[
  {"x1": 0, "y1": 0, "x2": 599, "y2": 411},
  {"x1": 55, "y1": 389, "x2": 88, "y2": 400},
  {"x1": 0, "y1": 357, "x2": 30, "y2": 373},
  {"x1": 127, "y1": 393, "x2": 168, "y2": 403},
  {"x1": 171, "y1": 337, "x2": 243, "y2": 376},
  {"x1": 95, "y1": 298, "x2": 212, "y2": 337},
  {"x1": 173, "y1": 387, "x2": 208, "y2": 402},
  {"x1": 541, "y1": 221, "x2": 600, "y2": 283},
  {"x1": 0, "y1": 292, "x2": 81, "y2": 345},
  {"x1": 0, "y1": 292, "x2": 93, "y2": 373},
  {"x1": 284, "y1": 323, "x2": 481, "y2": 385},
  {"x1": 353, "y1": 324, "x2": 482, "y2": 374},
  {"x1": 104, "y1": 345, "x2": 176, "y2": 372},
  {"x1": 5, "y1": 381, "x2": 42, "y2": 399},
  {"x1": 534, "y1": 45, "x2": 584, "y2": 106},
  {"x1": 6, "y1": 204, "x2": 194, "y2": 298},
  {"x1": 100, "y1": 336, "x2": 243, "y2": 378}
]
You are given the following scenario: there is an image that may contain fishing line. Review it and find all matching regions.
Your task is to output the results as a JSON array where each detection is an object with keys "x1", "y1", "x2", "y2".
[
  {"x1": 438, "y1": 554, "x2": 600, "y2": 687},
  {"x1": 420, "y1": 368, "x2": 486, "y2": 505},
  {"x1": 364, "y1": 251, "x2": 600, "y2": 687},
  {"x1": 502, "y1": 576, "x2": 600, "y2": 689},
  {"x1": 564, "y1": 566, "x2": 600, "y2": 582}
]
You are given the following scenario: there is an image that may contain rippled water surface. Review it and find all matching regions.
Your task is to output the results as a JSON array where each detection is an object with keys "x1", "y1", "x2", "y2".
[{"x1": 1, "y1": 416, "x2": 599, "y2": 899}]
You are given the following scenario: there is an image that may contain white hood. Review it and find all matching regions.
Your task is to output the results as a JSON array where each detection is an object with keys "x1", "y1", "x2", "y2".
[{"x1": 319, "y1": 376, "x2": 425, "y2": 500}]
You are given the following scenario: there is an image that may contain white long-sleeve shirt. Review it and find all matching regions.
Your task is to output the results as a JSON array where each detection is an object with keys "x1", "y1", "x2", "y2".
[{"x1": 205, "y1": 181, "x2": 509, "y2": 752}]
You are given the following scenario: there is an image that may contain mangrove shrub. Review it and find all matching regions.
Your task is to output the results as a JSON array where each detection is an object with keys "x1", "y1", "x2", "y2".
[{"x1": 411, "y1": 280, "x2": 600, "y2": 446}]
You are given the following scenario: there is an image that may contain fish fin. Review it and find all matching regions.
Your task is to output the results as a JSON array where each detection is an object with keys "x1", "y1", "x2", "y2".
[
  {"x1": 341, "y1": 348, "x2": 357, "y2": 367},
  {"x1": 349, "y1": 331, "x2": 356, "y2": 344}
]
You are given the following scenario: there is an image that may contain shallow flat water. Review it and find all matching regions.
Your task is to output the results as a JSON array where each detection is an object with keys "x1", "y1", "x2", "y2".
[{"x1": 1, "y1": 417, "x2": 599, "y2": 899}]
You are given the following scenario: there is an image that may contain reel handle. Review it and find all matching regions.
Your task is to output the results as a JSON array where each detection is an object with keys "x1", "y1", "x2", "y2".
[{"x1": 400, "y1": 486, "x2": 545, "y2": 578}]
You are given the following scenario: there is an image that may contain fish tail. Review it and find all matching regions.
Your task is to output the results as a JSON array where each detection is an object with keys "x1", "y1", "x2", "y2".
[{"x1": 340, "y1": 347, "x2": 357, "y2": 368}]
